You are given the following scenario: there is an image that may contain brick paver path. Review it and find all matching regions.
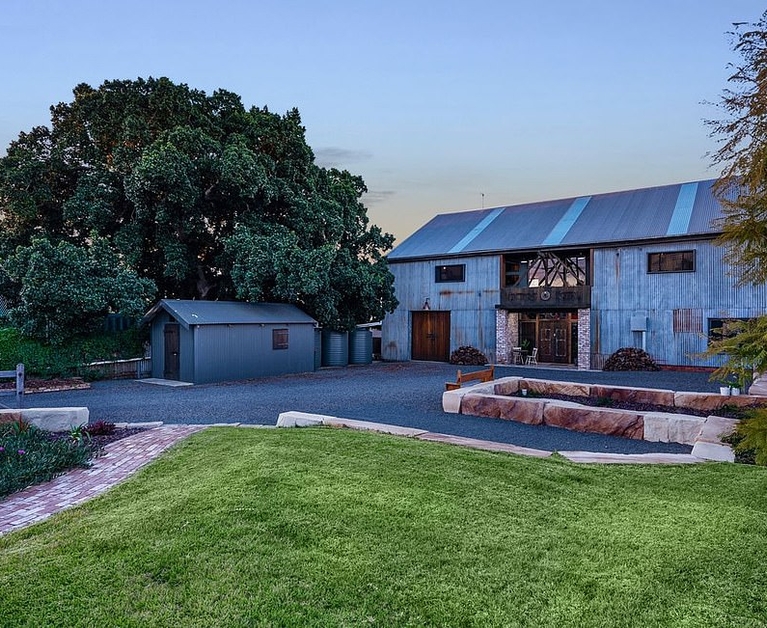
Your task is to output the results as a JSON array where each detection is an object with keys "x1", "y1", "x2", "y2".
[{"x1": 0, "y1": 425, "x2": 206, "y2": 536}]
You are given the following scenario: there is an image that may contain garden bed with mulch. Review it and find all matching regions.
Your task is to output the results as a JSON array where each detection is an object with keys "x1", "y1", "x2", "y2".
[
  {"x1": 2, "y1": 421, "x2": 147, "y2": 499},
  {"x1": 45, "y1": 426, "x2": 147, "y2": 450},
  {"x1": 0, "y1": 377, "x2": 91, "y2": 394}
]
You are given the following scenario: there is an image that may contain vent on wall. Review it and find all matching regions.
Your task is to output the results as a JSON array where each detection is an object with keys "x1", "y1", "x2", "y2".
[{"x1": 673, "y1": 309, "x2": 703, "y2": 334}]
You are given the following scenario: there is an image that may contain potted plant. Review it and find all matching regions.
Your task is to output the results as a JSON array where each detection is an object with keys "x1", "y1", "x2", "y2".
[
  {"x1": 729, "y1": 372, "x2": 741, "y2": 396},
  {"x1": 704, "y1": 318, "x2": 765, "y2": 398}
]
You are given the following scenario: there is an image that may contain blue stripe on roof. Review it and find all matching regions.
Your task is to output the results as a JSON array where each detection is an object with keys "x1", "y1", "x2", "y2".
[
  {"x1": 447, "y1": 207, "x2": 505, "y2": 254},
  {"x1": 666, "y1": 182, "x2": 698, "y2": 236},
  {"x1": 541, "y1": 196, "x2": 591, "y2": 246}
]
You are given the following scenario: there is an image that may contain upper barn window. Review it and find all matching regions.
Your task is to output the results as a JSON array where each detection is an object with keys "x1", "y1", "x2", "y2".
[
  {"x1": 503, "y1": 251, "x2": 588, "y2": 288},
  {"x1": 647, "y1": 250, "x2": 695, "y2": 273},
  {"x1": 435, "y1": 264, "x2": 465, "y2": 283}
]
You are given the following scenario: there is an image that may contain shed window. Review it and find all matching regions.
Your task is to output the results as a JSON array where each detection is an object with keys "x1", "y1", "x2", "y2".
[
  {"x1": 647, "y1": 250, "x2": 695, "y2": 273},
  {"x1": 272, "y1": 329, "x2": 289, "y2": 350},
  {"x1": 435, "y1": 264, "x2": 465, "y2": 283}
]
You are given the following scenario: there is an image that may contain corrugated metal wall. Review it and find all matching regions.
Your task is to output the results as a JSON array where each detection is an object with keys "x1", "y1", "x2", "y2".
[
  {"x1": 150, "y1": 311, "x2": 169, "y2": 379},
  {"x1": 592, "y1": 241, "x2": 767, "y2": 367},
  {"x1": 385, "y1": 239, "x2": 767, "y2": 367},
  {"x1": 152, "y1": 314, "x2": 316, "y2": 383},
  {"x1": 382, "y1": 256, "x2": 500, "y2": 361},
  {"x1": 193, "y1": 323, "x2": 315, "y2": 384}
]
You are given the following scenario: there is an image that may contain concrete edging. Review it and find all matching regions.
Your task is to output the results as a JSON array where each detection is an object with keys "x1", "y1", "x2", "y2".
[{"x1": 277, "y1": 411, "x2": 713, "y2": 464}]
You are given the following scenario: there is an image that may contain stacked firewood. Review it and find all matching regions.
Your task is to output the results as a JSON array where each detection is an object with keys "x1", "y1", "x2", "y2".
[
  {"x1": 449, "y1": 346, "x2": 488, "y2": 366},
  {"x1": 602, "y1": 347, "x2": 661, "y2": 371}
]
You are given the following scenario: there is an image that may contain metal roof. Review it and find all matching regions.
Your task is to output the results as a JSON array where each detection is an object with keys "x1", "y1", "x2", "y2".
[
  {"x1": 143, "y1": 300, "x2": 317, "y2": 329},
  {"x1": 388, "y1": 179, "x2": 726, "y2": 261}
]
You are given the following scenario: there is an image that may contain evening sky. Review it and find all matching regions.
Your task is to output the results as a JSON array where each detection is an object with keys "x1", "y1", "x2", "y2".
[{"x1": 1, "y1": 1, "x2": 764, "y2": 244}]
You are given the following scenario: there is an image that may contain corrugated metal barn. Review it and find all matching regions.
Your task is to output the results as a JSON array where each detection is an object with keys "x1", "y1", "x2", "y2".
[
  {"x1": 144, "y1": 300, "x2": 317, "y2": 384},
  {"x1": 382, "y1": 179, "x2": 767, "y2": 369}
]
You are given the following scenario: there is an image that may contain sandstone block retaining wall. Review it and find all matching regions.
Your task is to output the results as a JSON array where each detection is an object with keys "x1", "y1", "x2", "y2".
[{"x1": 443, "y1": 376, "x2": 767, "y2": 450}]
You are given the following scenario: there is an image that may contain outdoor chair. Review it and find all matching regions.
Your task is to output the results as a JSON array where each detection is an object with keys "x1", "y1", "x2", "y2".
[
  {"x1": 512, "y1": 347, "x2": 524, "y2": 364},
  {"x1": 525, "y1": 347, "x2": 538, "y2": 365}
]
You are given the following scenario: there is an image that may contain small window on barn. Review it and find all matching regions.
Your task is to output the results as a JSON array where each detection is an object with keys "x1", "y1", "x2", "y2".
[
  {"x1": 647, "y1": 250, "x2": 695, "y2": 273},
  {"x1": 272, "y1": 329, "x2": 289, "y2": 350},
  {"x1": 708, "y1": 318, "x2": 750, "y2": 344},
  {"x1": 435, "y1": 264, "x2": 465, "y2": 283}
]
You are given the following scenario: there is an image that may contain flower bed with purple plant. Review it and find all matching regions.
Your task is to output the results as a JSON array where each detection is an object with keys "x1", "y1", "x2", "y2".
[{"x1": 0, "y1": 419, "x2": 140, "y2": 499}]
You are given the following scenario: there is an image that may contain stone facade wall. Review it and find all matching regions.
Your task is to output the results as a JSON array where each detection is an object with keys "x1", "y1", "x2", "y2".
[
  {"x1": 577, "y1": 308, "x2": 591, "y2": 370},
  {"x1": 508, "y1": 312, "x2": 519, "y2": 350},
  {"x1": 495, "y1": 310, "x2": 510, "y2": 364},
  {"x1": 495, "y1": 311, "x2": 519, "y2": 364}
]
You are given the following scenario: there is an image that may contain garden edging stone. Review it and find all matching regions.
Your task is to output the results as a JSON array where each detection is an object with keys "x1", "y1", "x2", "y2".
[{"x1": 0, "y1": 407, "x2": 89, "y2": 432}]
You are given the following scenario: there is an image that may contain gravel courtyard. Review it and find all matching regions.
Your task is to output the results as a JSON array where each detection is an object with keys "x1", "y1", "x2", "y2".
[{"x1": 3, "y1": 362, "x2": 721, "y2": 455}]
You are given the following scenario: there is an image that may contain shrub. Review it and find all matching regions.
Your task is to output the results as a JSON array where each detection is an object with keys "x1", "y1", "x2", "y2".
[
  {"x1": 702, "y1": 316, "x2": 767, "y2": 394},
  {"x1": 731, "y1": 408, "x2": 767, "y2": 466},
  {"x1": 603, "y1": 347, "x2": 661, "y2": 371},
  {"x1": 0, "y1": 421, "x2": 96, "y2": 498},
  {"x1": 449, "y1": 346, "x2": 488, "y2": 366},
  {"x1": 721, "y1": 431, "x2": 757, "y2": 465},
  {"x1": 0, "y1": 327, "x2": 146, "y2": 379},
  {"x1": 84, "y1": 421, "x2": 116, "y2": 436}
]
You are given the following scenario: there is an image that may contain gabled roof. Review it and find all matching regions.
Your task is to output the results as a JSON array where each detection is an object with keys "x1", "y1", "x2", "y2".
[
  {"x1": 387, "y1": 179, "x2": 725, "y2": 261},
  {"x1": 143, "y1": 300, "x2": 317, "y2": 329}
]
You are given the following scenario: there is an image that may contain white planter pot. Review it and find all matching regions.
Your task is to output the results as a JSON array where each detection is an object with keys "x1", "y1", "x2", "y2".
[
  {"x1": 731, "y1": 388, "x2": 741, "y2": 396},
  {"x1": 719, "y1": 387, "x2": 731, "y2": 396}
]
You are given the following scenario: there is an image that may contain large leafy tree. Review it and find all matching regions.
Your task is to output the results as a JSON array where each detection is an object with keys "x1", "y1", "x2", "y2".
[
  {"x1": 0, "y1": 77, "x2": 397, "y2": 335},
  {"x1": 3, "y1": 237, "x2": 155, "y2": 344},
  {"x1": 708, "y1": 12, "x2": 767, "y2": 284},
  {"x1": 706, "y1": 13, "x2": 767, "y2": 388}
]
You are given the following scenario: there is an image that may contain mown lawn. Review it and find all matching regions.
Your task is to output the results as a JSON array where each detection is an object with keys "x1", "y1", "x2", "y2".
[{"x1": 1, "y1": 427, "x2": 766, "y2": 627}]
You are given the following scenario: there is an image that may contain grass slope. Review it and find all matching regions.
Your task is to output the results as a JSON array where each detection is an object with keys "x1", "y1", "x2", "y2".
[{"x1": 1, "y1": 428, "x2": 766, "y2": 627}]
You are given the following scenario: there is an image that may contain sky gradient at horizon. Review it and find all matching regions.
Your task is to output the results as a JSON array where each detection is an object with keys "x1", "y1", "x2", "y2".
[{"x1": 1, "y1": 1, "x2": 764, "y2": 245}]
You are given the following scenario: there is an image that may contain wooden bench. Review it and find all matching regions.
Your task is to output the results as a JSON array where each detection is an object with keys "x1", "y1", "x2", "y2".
[
  {"x1": 445, "y1": 365, "x2": 494, "y2": 391},
  {"x1": 0, "y1": 363, "x2": 24, "y2": 396}
]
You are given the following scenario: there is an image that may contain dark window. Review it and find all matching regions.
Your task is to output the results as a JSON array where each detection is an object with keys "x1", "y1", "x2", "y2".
[
  {"x1": 504, "y1": 259, "x2": 526, "y2": 287},
  {"x1": 648, "y1": 250, "x2": 695, "y2": 273},
  {"x1": 435, "y1": 264, "x2": 465, "y2": 283},
  {"x1": 708, "y1": 318, "x2": 750, "y2": 343},
  {"x1": 272, "y1": 328, "x2": 289, "y2": 350}
]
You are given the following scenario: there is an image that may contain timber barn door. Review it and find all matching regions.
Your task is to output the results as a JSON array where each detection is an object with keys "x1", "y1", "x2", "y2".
[
  {"x1": 411, "y1": 311, "x2": 450, "y2": 362},
  {"x1": 538, "y1": 319, "x2": 570, "y2": 364}
]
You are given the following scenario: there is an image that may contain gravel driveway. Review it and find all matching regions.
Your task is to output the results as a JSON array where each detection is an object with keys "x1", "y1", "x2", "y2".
[{"x1": 4, "y1": 362, "x2": 719, "y2": 455}]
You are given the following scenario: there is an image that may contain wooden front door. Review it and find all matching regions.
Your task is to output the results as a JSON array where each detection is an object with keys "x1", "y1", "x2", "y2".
[
  {"x1": 411, "y1": 311, "x2": 451, "y2": 361},
  {"x1": 538, "y1": 319, "x2": 570, "y2": 364},
  {"x1": 164, "y1": 323, "x2": 180, "y2": 380}
]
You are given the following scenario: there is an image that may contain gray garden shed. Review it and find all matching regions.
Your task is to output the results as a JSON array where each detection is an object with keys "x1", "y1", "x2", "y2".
[{"x1": 144, "y1": 300, "x2": 318, "y2": 384}]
